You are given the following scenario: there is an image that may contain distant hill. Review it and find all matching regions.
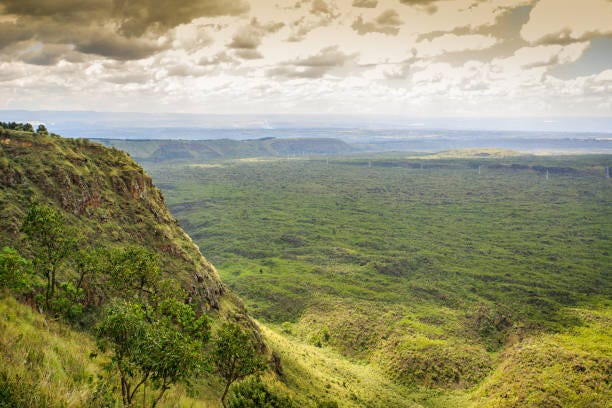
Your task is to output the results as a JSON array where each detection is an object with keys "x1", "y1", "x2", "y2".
[
  {"x1": 95, "y1": 137, "x2": 357, "y2": 163},
  {"x1": 418, "y1": 148, "x2": 527, "y2": 159}
]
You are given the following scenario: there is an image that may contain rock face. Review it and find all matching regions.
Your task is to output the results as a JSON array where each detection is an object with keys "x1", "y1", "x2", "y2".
[{"x1": 0, "y1": 129, "x2": 228, "y2": 311}]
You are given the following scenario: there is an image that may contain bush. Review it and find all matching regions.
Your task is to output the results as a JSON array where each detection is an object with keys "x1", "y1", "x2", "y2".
[
  {"x1": 0, "y1": 247, "x2": 32, "y2": 291},
  {"x1": 228, "y1": 377, "x2": 293, "y2": 408}
]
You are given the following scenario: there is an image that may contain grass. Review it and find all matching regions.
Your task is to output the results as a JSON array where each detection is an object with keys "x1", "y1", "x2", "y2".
[
  {"x1": 0, "y1": 293, "x2": 230, "y2": 408},
  {"x1": 145, "y1": 153, "x2": 611, "y2": 405},
  {"x1": 0, "y1": 293, "x2": 103, "y2": 407},
  {"x1": 470, "y1": 305, "x2": 612, "y2": 407}
]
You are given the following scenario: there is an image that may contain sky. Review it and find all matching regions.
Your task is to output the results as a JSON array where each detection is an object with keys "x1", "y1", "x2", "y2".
[{"x1": 0, "y1": 0, "x2": 611, "y2": 117}]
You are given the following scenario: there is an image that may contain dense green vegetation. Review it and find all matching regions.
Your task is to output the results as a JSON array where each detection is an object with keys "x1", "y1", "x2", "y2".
[
  {"x1": 146, "y1": 153, "x2": 611, "y2": 406},
  {"x1": 1, "y1": 124, "x2": 610, "y2": 407},
  {"x1": 0, "y1": 127, "x2": 291, "y2": 407}
]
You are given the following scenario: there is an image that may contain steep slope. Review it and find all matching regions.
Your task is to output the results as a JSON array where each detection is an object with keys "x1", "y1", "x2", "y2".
[
  {"x1": 1, "y1": 127, "x2": 271, "y2": 406},
  {"x1": 0, "y1": 128, "x2": 234, "y2": 313}
]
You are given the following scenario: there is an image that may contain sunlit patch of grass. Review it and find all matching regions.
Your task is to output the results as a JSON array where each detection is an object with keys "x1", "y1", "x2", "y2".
[
  {"x1": 260, "y1": 323, "x2": 423, "y2": 408},
  {"x1": 0, "y1": 294, "x2": 104, "y2": 407},
  {"x1": 470, "y1": 306, "x2": 612, "y2": 408}
]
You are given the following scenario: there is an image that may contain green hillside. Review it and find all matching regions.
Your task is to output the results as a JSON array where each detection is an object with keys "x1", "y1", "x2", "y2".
[
  {"x1": 146, "y1": 154, "x2": 612, "y2": 407},
  {"x1": 0, "y1": 127, "x2": 284, "y2": 407}
]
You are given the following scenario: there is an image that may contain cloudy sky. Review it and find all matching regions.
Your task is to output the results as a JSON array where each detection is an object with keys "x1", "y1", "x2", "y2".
[{"x1": 0, "y1": 0, "x2": 611, "y2": 117}]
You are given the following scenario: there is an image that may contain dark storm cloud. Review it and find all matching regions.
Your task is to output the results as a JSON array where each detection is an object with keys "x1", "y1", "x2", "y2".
[
  {"x1": 1, "y1": 0, "x2": 109, "y2": 21},
  {"x1": 1, "y1": 0, "x2": 249, "y2": 35},
  {"x1": 0, "y1": 23, "x2": 31, "y2": 49},
  {"x1": 0, "y1": 0, "x2": 249, "y2": 61},
  {"x1": 352, "y1": 0, "x2": 378, "y2": 8},
  {"x1": 76, "y1": 35, "x2": 162, "y2": 60}
]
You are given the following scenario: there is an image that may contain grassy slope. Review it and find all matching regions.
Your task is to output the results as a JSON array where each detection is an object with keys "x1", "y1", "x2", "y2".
[
  {"x1": 146, "y1": 153, "x2": 611, "y2": 406},
  {"x1": 471, "y1": 305, "x2": 612, "y2": 407},
  {"x1": 0, "y1": 294, "x2": 102, "y2": 407},
  {"x1": 0, "y1": 129, "x2": 256, "y2": 406},
  {"x1": 0, "y1": 293, "x2": 231, "y2": 407}
]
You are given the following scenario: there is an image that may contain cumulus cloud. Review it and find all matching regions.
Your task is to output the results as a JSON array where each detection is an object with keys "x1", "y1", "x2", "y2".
[
  {"x1": 198, "y1": 52, "x2": 236, "y2": 66},
  {"x1": 311, "y1": 0, "x2": 335, "y2": 16},
  {"x1": 498, "y1": 42, "x2": 590, "y2": 71},
  {"x1": 268, "y1": 46, "x2": 356, "y2": 78},
  {"x1": 1, "y1": 0, "x2": 611, "y2": 116},
  {"x1": 415, "y1": 33, "x2": 499, "y2": 58},
  {"x1": 234, "y1": 49, "x2": 263, "y2": 60},
  {"x1": 228, "y1": 27, "x2": 262, "y2": 49},
  {"x1": 521, "y1": 0, "x2": 612, "y2": 44},
  {"x1": 352, "y1": 9, "x2": 403, "y2": 35},
  {"x1": 19, "y1": 43, "x2": 76, "y2": 66},
  {"x1": 352, "y1": 0, "x2": 378, "y2": 8},
  {"x1": 227, "y1": 18, "x2": 285, "y2": 59},
  {"x1": 398, "y1": 0, "x2": 439, "y2": 13}
]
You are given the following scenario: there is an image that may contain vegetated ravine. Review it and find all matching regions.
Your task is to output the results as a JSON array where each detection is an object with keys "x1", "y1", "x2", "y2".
[{"x1": 146, "y1": 149, "x2": 611, "y2": 407}]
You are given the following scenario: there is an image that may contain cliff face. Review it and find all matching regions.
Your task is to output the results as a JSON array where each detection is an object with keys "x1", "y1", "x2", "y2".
[{"x1": 0, "y1": 129, "x2": 228, "y2": 311}]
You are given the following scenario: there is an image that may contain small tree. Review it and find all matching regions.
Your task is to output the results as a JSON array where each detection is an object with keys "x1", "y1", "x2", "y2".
[
  {"x1": 146, "y1": 298, "x2": 210, "y2": 407},
  {"x1": 96, "y1": 299, "x2": 150, "y2": 406},
  {"x1": 108, "y1": 246, "x2": 161, "y2": 301},
  {"x1": 36, "y1": 124, "x2": 48, "y2": 134},
  {"x1": 96, "y1": 297, "x2": 210, "y2": 407},
  {"x1": 212, "y1": 323, "x2": 267, "y2": 408},
  {"x1": 0, "y1": 247, "x2": 32, "y2": 291},
  {"x1": 21, "y1": 203, "x2": 78, "y2": 308}
]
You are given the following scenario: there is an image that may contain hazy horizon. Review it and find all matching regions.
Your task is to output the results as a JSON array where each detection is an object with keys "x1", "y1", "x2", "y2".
[{"x1": 2, "y1": 109, "x2": 612, "y2": 135}]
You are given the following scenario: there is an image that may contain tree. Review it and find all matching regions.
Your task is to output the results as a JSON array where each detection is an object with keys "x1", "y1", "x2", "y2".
[
  {"x1": 36, "y1": 124, "x2": 48, "y2": 134},
  {"x1": 146, "y1": 297, "x2": 210, "y2": 407},
  {"x1": 108, "y1": 246, "x2": 161, "y2": 302},
  {"x1": 0, "y1": 247, "x2": 32, "y2": 291},
  {"x1": 95, "y1": 299, "x2": 150, "y2": 406},
  {"x1": 21, "y1": 203, "x2": 78, "y2": 308},
  {"x1": 96, "y1": 297, "x2": 210, "y2": 407},
  {"x1": 212, "y1": 323, "x2": 267, "y2": 408}
]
